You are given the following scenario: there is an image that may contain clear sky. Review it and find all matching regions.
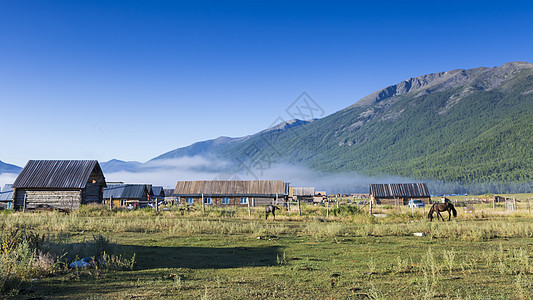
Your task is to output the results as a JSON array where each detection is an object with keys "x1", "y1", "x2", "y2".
[{"x1": 1, "y1": 0, "x2": 532, "y2": 166}]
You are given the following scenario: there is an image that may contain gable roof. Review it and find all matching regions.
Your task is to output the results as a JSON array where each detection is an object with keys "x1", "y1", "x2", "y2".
[
  {"x1": 292, "y1": 187, "x2": 315, "y2": 196},
  {"x1": 164, "y1": 189, "x2": 175, "y2": 197},
  {"x1": 2, "y1": 184, "x2": 12, "y2": 192},
  {"x1": 103, "y1": 184, "x2": 148, "y2": 199},
  {"x1": 370, "y1": 183, "x2": 430, "y2": 198},
  {"x1": 174, "y1": 180, "x2": 287, "y2": 196},
  {"x1": 151, "y1": 186, "x2": 165, "y2": 197},
  {"x1": 13, "y1": 160, "x2": 105, "y2": 189},
  {"x1": 0, "y1": 190, "x2": 13, "y2": 202}
]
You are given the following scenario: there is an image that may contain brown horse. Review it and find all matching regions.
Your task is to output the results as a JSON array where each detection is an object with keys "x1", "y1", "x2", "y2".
[
  {"x1": 265, "y1": 205, "x2": 280, "y2": 220},
  {"x1": 428, "y1": 200, "x2": 457, "y2": 221}
]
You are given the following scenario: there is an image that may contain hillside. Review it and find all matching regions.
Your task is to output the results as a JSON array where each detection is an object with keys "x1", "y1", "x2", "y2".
[
  {"x1": 0, "y1": 160, "x2": 22, "y2": 174},
  {"x1": 152, "y1": 62, "x2": 533, "y2": 193}
]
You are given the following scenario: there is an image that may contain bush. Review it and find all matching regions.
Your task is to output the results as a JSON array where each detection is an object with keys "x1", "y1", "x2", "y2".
[{"x1": 332, "y1": 205, "x2": 361, "y2": 217}]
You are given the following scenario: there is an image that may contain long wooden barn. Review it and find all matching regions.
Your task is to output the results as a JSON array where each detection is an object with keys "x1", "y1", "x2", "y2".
[
  {"x1": 12, "y1": 160, "x2": 107, "y2": 210},
  {"x1": 174, "y1": 180, "x2": 289, "y2": 207},
  {"x1": 369, "y1": 183, "x2": 431, "y2": 205}
]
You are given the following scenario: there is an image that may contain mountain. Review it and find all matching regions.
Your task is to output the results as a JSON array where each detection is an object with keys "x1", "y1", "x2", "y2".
[
  {"x1": 150, "y1": 62, "x2": 533, "y2": 193},
  {"x1": 0, "y1": 160, "x2": 22, "y2": 174},
  {"x1": 100, "y1": 159, "x2": 144, "y2": 173},
  {"x1": 151, "y1": 119, "x2": 315, "y2": 161}
]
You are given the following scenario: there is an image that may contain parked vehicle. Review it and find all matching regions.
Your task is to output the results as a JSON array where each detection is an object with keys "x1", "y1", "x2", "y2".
[{"x1": 408, "y1": 199, "x2": 425, "y2": 208}]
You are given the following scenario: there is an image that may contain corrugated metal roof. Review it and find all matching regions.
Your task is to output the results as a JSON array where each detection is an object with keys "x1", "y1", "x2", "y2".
[
  {"x1": 13, "y1": 160, "x2": 104, "y2": 189},
  {"x1": 152, "y1": 186, "x2": 165, "y2": 197},
  {"x1": 370, "y1": 183, "x2": 430, "y2": 198},
  {"x1": 174, "y1": 180, "x2": 286, "y2": 196},
  {"x1": 103, "y1": 184, "x2": 148, "y2": 199},
  {"x1": 292, "y1": 187, "x2": 315, "y2": 196},
  {"x1": 2, "y1": 184, "x2": 13, "y2": 192},
  {"x1": 0, "y1": 191, "x2": 13, "y2": 201},
  {"x1": 164, "y1": 189, "x2": 175, "y2": 197}
]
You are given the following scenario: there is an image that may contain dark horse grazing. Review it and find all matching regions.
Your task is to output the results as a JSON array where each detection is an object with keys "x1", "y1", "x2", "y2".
[
  {"x1": 265, "y1": 205, "x2": 280, "y2": 220},
  {"x1": 428, "y1": 199, "x2": 457, "y2": 221}
]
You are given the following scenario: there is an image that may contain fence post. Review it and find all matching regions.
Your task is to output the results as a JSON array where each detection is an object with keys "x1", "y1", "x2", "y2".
[
  {"x1": 23, "y1": 193, "x2": 27, "y2": 212},
  {"x1": 369, "y1": 198, "x2": 373, "y2": 215},
  {"x1": 336, "y1": 194, "x2": 339, "y2": 209},
  {"x1": 110, "y1": 195, "x2": 113, "y2": 210},
  {"x1": 326, "y1": 198, "x2": 329, "y2": 218},
  {"x1": 247, "y1": 197, "x2": 251, "y2": 217},
  {"x1": 298, "y1": 199, "x2": 301, "y2": 216},
  {"x1": 202, "y1": 193, "x2": 205, "y2": 213}
]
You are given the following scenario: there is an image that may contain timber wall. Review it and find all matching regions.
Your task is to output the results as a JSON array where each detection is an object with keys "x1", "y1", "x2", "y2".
[{"x1": 14, "y1": 189, "x2": 82, "y2": 210}]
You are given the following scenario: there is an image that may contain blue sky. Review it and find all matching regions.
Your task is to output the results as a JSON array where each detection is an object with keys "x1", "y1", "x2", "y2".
[{"x1": 1, "y1": 0, "x2": 532, "y2": 166}]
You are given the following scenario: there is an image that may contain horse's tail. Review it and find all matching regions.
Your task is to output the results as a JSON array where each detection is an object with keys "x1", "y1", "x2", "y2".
[
  {"x1": 427, "y1": 204, "x2": 435, "y2": 220},
  {"x1": 450, "y1": 204, "x2": 457, "y2": 217}
]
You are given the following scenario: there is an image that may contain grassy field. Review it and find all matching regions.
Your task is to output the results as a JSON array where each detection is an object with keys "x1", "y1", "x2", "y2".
[{"x1": 1, "y1": 198, "x2": 533, "y2": 299}]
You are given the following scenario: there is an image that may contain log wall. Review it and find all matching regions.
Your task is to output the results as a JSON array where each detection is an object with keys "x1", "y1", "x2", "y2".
[{"x1": 14, "y1": 189, "x2": 82, "y2": 210}]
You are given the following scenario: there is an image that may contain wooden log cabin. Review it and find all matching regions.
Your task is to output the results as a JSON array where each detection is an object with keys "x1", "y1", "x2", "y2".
[
  {"x1": 12, "y1": 160, "x2": 107, "y2": 210},
  {"x1": 174, "y1": 180, "x2": 289, "y2": 207},
  {"x1": 289, "y1": 187, "x2": 316, "y2": 203},
  {"x1": 103, "y1": 184, "x2": 151, "y2": 208},
  {"x1": 369, "y1": 183, "x2": 431, "y2": 205}
]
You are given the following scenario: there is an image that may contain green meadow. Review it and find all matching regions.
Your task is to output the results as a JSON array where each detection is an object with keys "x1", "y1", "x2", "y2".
[{"x1": 1, "y1": 196, "x2": 533, "y2": 299}]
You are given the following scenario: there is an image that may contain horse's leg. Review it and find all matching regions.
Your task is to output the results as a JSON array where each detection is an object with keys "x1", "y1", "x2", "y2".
[
  {"x1": 272, "y1": 209, "x2": 276, "y2": 219},
  {"x1": 437, "y1": 211, "x2": 444, "y2": 221},
  {"x1": 448, "y1": 208, "x2": 452, "y2": 221},
  {"x1": 265, "y1": 212, "x2": 268, "y2": 220}
]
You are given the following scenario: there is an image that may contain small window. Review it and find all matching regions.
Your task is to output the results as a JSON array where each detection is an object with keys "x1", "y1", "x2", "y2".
[
  {"x1": 204, "y1": 197, "x2": 211, "y2": 204},
  {"x1": 186, "y1": 197, "x2": 194, "y2": 204},
  {"x1": 222, "y1": 197, "x2": 230, "y2": 204},
  {"x1": 240, "y1": 197, "x2": 248, "y2": 204}
]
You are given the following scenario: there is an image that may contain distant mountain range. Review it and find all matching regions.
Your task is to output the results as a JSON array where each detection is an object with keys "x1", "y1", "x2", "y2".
[
  {"x1": 2, "y1": 62, "x2": 532, "y2": 193},
  {"x1": 147, "y1": 61, "x2": 533, "y2": 192},
  {"x1": 0, "y1": 160, "x2": 22, "y2": 174}
]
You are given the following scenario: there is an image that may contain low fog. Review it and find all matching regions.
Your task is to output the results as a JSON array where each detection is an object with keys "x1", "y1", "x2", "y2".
[
  {"x1": 0, "y1": 173, "x2": 17, "y2": 191},
  {"x1": 104, "y1": 156, "x2": 416, "y2": 193}
]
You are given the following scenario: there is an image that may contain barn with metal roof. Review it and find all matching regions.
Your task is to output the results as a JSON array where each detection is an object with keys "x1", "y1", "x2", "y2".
[
  {"x1": 12, "y1": 160, "x2": 106, "y2": 210},
  {"x1": 369, "y1": 183, "x2": 431, "y2": 205},
  {"x1": 103, "y1": 184, "x2": 150, "y2": 207},
  {"x1": 174, "y1": 180, "x2": 289, "y2": 206}
]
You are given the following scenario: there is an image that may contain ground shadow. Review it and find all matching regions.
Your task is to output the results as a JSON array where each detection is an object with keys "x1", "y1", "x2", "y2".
[
  {"x1": 116, "y1": 244, "x2": 283, "y2": 270},
  {"x1": 21, "y1": 244, "x2": 283, "y2": 299}
]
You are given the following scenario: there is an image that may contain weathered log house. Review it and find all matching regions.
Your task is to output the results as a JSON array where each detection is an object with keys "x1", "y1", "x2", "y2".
[
  {"x1": 103, "y1": 184, "x2": 151, "y2": 207},
  {"x1": 0, "y1": 190, "x2": 13, "y2": 209},
  {"x1": 289, "y1": 187, "x2": 316, "y2": 203},
  {"x1": 12, "y1": 160, "x2": 107, "y2": 210},
  {"x1": 151, "y1": 186, "x2": 165, "y2": 200},
  {"x1": 174, "y1": 180, "x2": 289, "y2": 207},
  {"x1": 369, "y1": 183, "x2": 431, "y2": 205}
]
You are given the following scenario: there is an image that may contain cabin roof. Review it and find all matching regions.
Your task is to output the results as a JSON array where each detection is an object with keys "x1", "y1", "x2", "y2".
[
  {"x1": 151, "y1": 186, "x2": 164, "y2": 197},
  {"x1": 2, "y1": 184, "x2": 13, "y2": 192},
  {"x1": 164, "y1": 189, "x2": 175, "y2": 197},
  {"x1": 292, "y1": 187, "x2": 315, "y2": 196},
  {"x1": 174, "y1": 180, "x2": 286, "y2": 196},
  {"x1": 13, "y1": 160, "x2": 106, "y2": 189},
  {"x1": 103, "y1": 184, "x2": 148, "y2": 199},
  {"x1": 0, "y1": 190, "x2": 13, "y2": 201},
  {"x1": 370, "y1": 183, "x2": 430, "y2": 198}
]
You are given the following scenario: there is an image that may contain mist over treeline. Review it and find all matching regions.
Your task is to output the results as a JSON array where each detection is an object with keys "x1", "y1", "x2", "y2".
[
  {"x1": 1, "y1": 157, "x2": 530, "y2": 195},
  {"x1": 101, "y1": 157, "x2": 533, "y2": 195}
]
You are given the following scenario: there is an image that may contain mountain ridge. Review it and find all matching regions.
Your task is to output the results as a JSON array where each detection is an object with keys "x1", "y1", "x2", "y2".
[{"x1": 148, "y1": 61, "x2": 533, "y2": 193}]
